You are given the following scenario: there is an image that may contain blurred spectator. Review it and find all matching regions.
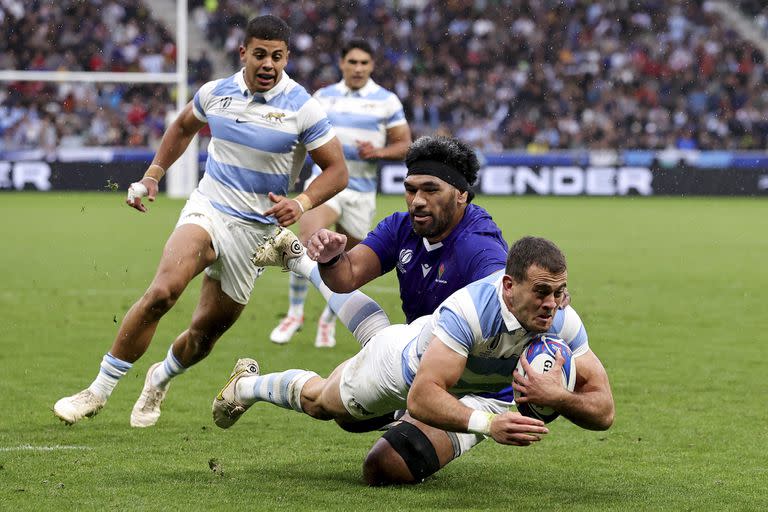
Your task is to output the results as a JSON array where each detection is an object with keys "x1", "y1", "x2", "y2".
[
  {"x1": 1, "y1": 0, "x2": 178, "y2": 151},
  {"x1": 2, "y1": 0, "x2": 768, "y2": 151}
]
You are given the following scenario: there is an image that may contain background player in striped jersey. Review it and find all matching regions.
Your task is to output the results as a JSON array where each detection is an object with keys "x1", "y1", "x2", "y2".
[
  {"x1": 213, "y1": 236, "x2": 614, "y2": 485},
  {"x1": 53, "y1": 15, "x2": 348, "y2": 428},
  {"x1": 270, "y1": 40, "x2": 412, "y2": 348}
]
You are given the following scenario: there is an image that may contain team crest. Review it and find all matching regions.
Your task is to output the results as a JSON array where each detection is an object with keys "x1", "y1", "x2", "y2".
[
  {"x1": 262, "y1": 111, "x2": 286, "y2": 123},
  {"x1": 435, "y1": 263, "x2": 447, "y2": 284}
]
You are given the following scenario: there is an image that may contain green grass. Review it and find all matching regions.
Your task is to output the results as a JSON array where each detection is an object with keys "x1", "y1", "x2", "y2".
[{"x1": 1, "y1": 193, "x2": 766, "y2": 511}]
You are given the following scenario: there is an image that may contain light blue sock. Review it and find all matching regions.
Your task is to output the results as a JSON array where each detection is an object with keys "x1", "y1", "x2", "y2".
[
  {"x1": 88, "y1": 353, "x2": 133, "y2": 399},
  {"x1": 288, "y1": 272, "x2": 309, "y2": 317},
  {"x1": 236, "y1": 370, "x2": 318, "y2": 413},
  {"x1": 303, "y1": 265, "x2": 392, "y2": 347},
  {"x1": 151, "y1": 345, "x2": 187, "y2": 388}
]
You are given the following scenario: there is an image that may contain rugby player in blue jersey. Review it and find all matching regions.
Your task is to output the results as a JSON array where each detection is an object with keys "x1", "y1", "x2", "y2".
[
  {"x1": 214, "y1": 237, "x2": 613, "y2": 485},
  {"x1": 53, "y1": 15, "x2": 348, "y2": 428}
]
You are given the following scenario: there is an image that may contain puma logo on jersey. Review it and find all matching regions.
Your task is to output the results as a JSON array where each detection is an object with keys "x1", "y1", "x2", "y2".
[{"x1": 263, "y1": 112, "x2": 286, "y2": 123}]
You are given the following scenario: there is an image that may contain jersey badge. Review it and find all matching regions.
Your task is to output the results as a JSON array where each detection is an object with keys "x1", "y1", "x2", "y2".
[
  {"x1": 262, "y1": 112, "x2": 286, "y2": 124},
  {"x1": 397, "y1": 249, "x2": 413, "y2": 273},
  {"x1": 435, "y1": 263, "x2": 448, "y2": 284}
]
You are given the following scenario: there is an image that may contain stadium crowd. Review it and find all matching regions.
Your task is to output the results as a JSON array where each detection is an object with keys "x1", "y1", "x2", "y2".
[{"x1": 2, "y1": 0, "x2": 768, "y2": 152}]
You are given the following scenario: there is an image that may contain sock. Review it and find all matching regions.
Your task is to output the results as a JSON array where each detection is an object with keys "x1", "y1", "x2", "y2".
[
  {"x1": 306, "y1": 266, "x2": 390, "y2": 347},
  {"x1": 288, "y1": 252, "x2": 316, "y2": 278},
  {"x1": 88, "y1": 353, "x2": 132, "y2": 399},
  {"x1": 150, "y1": 345, "x2": 187, "y2": 388},
  {"x1": 288, "y1": 272, "x2": 308, "y2": 318},
  {"x1": 328, "y1": 288, "x2": 391, "y2": 347},
  {"x1": 236, "y1": 370, "x2": 318, "y2": 413},
  {"x1": 319, "y1": 304, "x2": 336, "y2": 325}
]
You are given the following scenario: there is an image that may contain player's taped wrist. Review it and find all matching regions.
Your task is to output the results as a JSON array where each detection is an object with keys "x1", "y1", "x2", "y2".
[
  {"x1": 127, "y1": 182, "x2": 149, "y2": 202},
  {"x1": 294, "y1": 193, "x2": 313, "y2": 214},
  {"x1": 467, "y1": 410, "x2": 497, "y2": 436},
  {"x1": 143, "y1": 164, "x2": 165, "y2": 183}
]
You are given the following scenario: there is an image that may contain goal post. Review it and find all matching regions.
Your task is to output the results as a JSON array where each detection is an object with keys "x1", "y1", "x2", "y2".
[{"x1": 0, "y1": 0, "x2": 198, "y2": 199}]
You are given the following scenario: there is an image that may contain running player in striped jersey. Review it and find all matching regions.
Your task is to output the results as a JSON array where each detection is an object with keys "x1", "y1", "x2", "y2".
[
  {"x1": 270, "y1": 40, "x2": 411, "y2": 348},
  {"x1": 213, "y1": 237, "x2": 614, "y2": 485},
  {"x1": 53, "y1": 15, "x2": 348, "y2": 428}
]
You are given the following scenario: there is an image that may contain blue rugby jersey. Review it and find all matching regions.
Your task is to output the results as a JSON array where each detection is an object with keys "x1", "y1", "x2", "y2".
[
  {"x1": 401, "y1": 271, "x2": 589, "y2": 402},
  {"x1": 311, "y1": 79, "x2": 407, "y2": 193},
  {"x1": 362, "y1": 203, "x2": 508, "y2": 322},
  {"x1": 191, "y1": 69, "x2": 335, "y2": 224}
]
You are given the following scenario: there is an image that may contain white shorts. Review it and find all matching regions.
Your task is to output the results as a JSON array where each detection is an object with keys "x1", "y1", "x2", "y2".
[
  {"x1": 175, "y1": 190, "x2": 271, "y2": 305},
  {"x1": 338, "y1": 323, "x2": 412, "y2": 419},
  {"x1": 338, "y1": 319, "x2": 513, "y2": 457},
  {"x1": 305, "y1": 170, "x2": 376, "y2": 240}
]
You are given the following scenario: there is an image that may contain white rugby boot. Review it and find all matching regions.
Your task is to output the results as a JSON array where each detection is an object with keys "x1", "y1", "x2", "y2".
[
  {"x1": 269, "y1": 315, "x2": 304, "y2": 344},
  {"x1": 251, "y1": 227, "x2": 305, "y2": 271},
  {"x1": 54, "y1": 389, "x2": 106, "y2": 425},
  {"x1": 212, "y1": 358, "x2": 260, "y2": 429},
  {"x1": 314, "y1": 317, "x2": 336, "y2": 348},
  {"x1": 130, "y1": 362, "x2": 168, "y2": 428}
]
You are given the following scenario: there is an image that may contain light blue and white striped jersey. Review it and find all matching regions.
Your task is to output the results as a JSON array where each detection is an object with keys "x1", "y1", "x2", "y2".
[
  {"x1": 311, "y1": 79, "x2": 406, "y2": 192},
  {"x1": 401, "y1": 270, "x2": 589, "y2": 400},
  {"x1": 192, "y1": 69, "x2": 336, "y2": 223}
]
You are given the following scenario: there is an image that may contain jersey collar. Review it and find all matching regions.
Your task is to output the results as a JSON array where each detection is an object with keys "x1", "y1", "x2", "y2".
[
  {"x1": 236, "y1": 68, "x2": 291, "y2": 103},
  {"x1": 495, "y1": 273, "x2": 523, "y2": 333},
  {"x1": 337, "y1": 78, "x2": 378, "y2": 97}
]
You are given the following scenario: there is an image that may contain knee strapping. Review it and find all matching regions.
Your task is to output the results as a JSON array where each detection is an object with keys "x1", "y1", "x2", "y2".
[{"x1": 381, "y1": 421, "x2": 440, "y2": 482}]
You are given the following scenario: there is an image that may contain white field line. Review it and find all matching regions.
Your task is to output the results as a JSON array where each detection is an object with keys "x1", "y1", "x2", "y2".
[{"x1": 0, "y1": 444, "x2": 92, "y2": 452}]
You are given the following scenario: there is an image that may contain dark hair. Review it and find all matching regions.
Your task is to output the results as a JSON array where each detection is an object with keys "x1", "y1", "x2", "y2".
[
  {"x1": 405, "y1": 136, "x2": 480, "y2": 200},
  {"x1": 244, "y1": 15, "x2": 291, "y2": 45},
  {"x1": 505, "y1": 236, "x2": 567, "y2": 282},
  {"x1": 341, "y1": 39, "x2": 374, "y2": 59}
]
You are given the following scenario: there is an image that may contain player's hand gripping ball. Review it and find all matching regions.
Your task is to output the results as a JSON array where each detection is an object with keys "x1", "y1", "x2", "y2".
[{"x1": 514, "y1": 334, "x2": 575, "y2": 423}]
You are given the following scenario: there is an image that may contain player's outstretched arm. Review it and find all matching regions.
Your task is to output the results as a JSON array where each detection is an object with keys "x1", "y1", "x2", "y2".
[
  {"x1": 313, "y1": 240, "x2": 382, "y2": 293},
  {"x1": 126, "y1": 102, "x2": 205, "y2": 213},
  {"x1": 514, "y1": 349, "x2": 614, "y2": 431},
  {"x1": 409, "y1": 339, "x2": 548, "y2": 445}
]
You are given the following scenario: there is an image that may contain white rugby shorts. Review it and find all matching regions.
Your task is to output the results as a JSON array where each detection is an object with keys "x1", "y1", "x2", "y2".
[
  {"x1": 305, "y1": 171, "x2": 376, "y2": 240},
  {"x1": 175, "y1": 190, "x2": 270, "y2": 305},
  {"x1": 338, "y1": 323, "x2": 412, "y2": 419},
  {"x1": 338, "y1": 317, "x2": 515, "y2": 457}
]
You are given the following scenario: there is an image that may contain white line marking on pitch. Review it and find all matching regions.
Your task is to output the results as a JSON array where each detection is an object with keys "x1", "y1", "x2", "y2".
[{"x1": 0, "y1": 445, "x2": 92, "y2": 452}]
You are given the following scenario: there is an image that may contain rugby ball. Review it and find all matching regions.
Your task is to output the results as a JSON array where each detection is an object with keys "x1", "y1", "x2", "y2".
[{"x1": 514, "y1": 334, "x2": 575, "y2": 423}]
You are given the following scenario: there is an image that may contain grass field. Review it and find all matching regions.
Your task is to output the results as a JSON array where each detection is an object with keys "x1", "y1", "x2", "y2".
[{"x1": 1, "y1": 192, "x2": 766, "y2": 511}]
